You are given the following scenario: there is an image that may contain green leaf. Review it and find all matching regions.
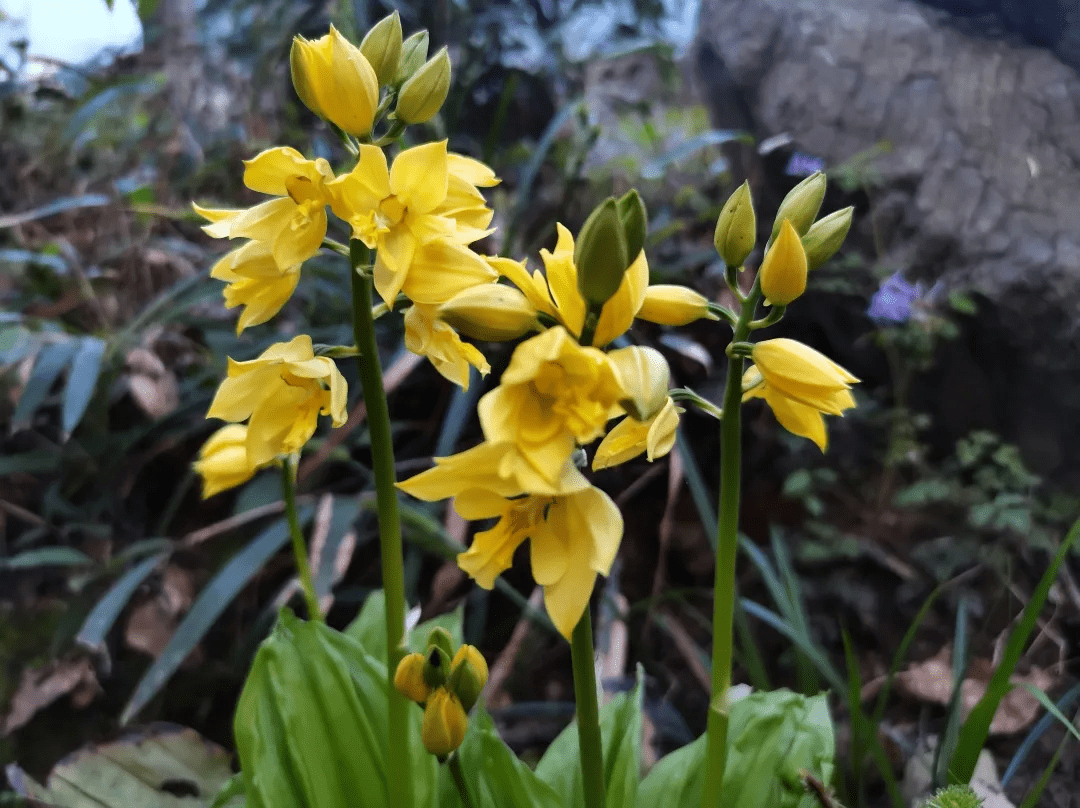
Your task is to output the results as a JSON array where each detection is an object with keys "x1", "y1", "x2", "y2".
[
  {"x1": 12, "y1": 340, "x2": 78, "y2": 430},
  {"x1": 208, "y1": 773, "x2": 246, "y2": 808},
  {"x1": 7, "y1": 725, "x2": 233, "y2": 807},
  {"x1": 1, "y1": 547, "x2": 93, "y2": 568},
  {"x1": 77, "y1": 552, "x2": 167, "y2": 654},
  {"x1": 535, "y1": 669, "x2": 644, "y2": 808},
  {"x1": 121, "y1": 511, "x2": 311, "y2": 724},
  {"x1": 344, "y1": 588, "x2": 465, "y2": 662},
  {"x1": 62, "y1": 337, "x2": 106, "y2": 436},
  {"x1": 1016, "y1": 683, "x2": 1080, "y2": 743},
  {"x1": 637, "y1": 735, "x2": 706, "y2": 808}
]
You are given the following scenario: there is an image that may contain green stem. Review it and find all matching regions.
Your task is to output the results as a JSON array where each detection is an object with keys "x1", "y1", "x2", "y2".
[
  {"x1": 570, "y1": 611, "x2": 606, "y2": 808},
  {"x1": 448, "y1": 753, "x2": 477, "y2": 808},
  {"x1": 701, "y1": 284, "x2": 760, "y2": 808},
  {"x1": 349, "y1": 239, "x2": 413, "y2": 808},
  {"x1": 281, "y1": 458, "x2": 322, "y2": 623}
]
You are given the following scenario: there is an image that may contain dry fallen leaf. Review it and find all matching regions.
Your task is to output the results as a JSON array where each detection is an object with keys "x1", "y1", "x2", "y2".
[
  {"x1": 125, "y1": 347, "x2": 180, "y2": 419},
  {"x1": 124, "y1": 565, "x2": 196, "y2": 660},
  {"x1": 1, "y1": 657, "x2": 100, "y2": 735}
]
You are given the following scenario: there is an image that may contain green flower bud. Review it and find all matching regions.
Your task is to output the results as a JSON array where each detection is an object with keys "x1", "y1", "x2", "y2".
[
  {"x1": 394, "y1": 30, "x2": 429, "y2": 86},
  {"x1": 395, "y1": 47, "x2": 451, "y2": 125},
  {"x1": 394, "y1": 652, "x2": 431, "y2": 704},
  {"x1": 448, "y1": 645, "x2": 488, "y2": 712},
  {"x1": 575, "y1": 197, "x2": 629, "y2": 307},
  {"x1": 801, "y1": 206, "x2": 853, "y2": 270},
  {"x1": 426, "y1": 626, "x2": 455, "y2": 659},
  {"x1": 771, "y1": 172, "x2": 826, "y2": 242},
  {"x1": 713, "y1": 181, "x2": 756, "y2": 268},
  {"x1": 616, "y1": 189, "x2": 647, "y2": 262},
  {"x1": 423, "y1": 644, "x2": 452, "y2": 690},
  {"x1": 360, "y1": 10, "x2": 402, "y2": 87}
]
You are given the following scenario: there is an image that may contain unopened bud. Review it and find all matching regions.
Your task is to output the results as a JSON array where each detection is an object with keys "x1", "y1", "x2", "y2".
[
  {"x1": 394, "y1": 30, "x2": 429, "y2": 85},
  {"x1": 421, "y1": 688, "x2": 467, "y2": 757},
  {"x1": 616, "y1": 189, "x2": 647, "y2": 262},
  {"x1": 637, "y1": 285, "x2": 717, "y2": 326},
  {"x1": 290, "y1": 25, "x2": 379, "y2": 136},
  {"x1": 575, "y1": 198, "x2": 629, "y2": 307},
  {"x1": 713, "y1": 181, "x2": 756, "y2": 268},
  {"x1": 394, "y1": 652, "x2": 431, "y2": 704},
  {"x1": 771, "y1": 172, "x2": 825, "y2": 242},
  {"x1": 448, "y1": 645, "x2": 488, "y2": 712},
  {"x1": 426, "y1": 626, "x2": 455, "y2": 660},
  {"x1": 607, "y1": 346, "x2": 671, "y2": 421},
  {"x1": 423, "y1": 643, "x2": 452, "y2": 690},
  {"x1": 360, "y1": 10, "x2": 402, "y2": 87},
  {"x1": 759, "y1": 219, "x2": 808, "y2": 306},
  {"x1": 395, "y1": 47, "x2": 451, "y2": 125},
  {"x1": 801, "y1": 206, "x2": 853, "y2": 270},
  {"x1": 439, "y1": 284, "x2": 539, "y2": 341}
]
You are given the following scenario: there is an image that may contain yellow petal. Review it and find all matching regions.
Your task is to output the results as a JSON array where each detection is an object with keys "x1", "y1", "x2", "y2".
[
  {"x1": 390, "y1": 141, "x2": 448, "y2": 215},
  {"x1": 593, "y1": 246, "x2": 649, "y2": 347},
  {"x1": 637, "y1": 285, "x2": 717, "y2": 326},
  {"x1": 540, "y1": 224, "x2": 585, "y2": 337},
  {"x1": 242, "y1": 147, "x2": 322, "y2": 197},
  {"x1": 447, "y1": 153, "x2": 499, "y2": 187},
  {"x1": 421, "y1": 689, "x2": 467, "y2": 756},
  {"x1": 193, "y1": 424, "x2": 263, "y2": 498},
  {"x1": 269, "y1": 202, "x2": 326, "y2": 269},
  {"x1": 400, "y1": 241, "x2": 498, "y2": 305},
  {"x1": 403, "y1": 303, "x2": 489, "y2": 389},
  {"x1": 763, "y1": 387, "x2": 829, "y2": 451},
  {"x1": 759, "y1": 219, "x2": 808, "y2": 306},
  {"x1": 490, "y1": 256, "x2": 558, "y2": 319},
  {"x1": 328, "y1": 145, "x2": 392, "y2": 224},
  {"x1": 224, "y1": 270, "x2": 301, "y2": 334},
  {"x1": 540, "y1": 524, "x2": 599, "y2": 640},
  {"x1": 324, "y1": 25, "x2": 379, "y2": 136}
]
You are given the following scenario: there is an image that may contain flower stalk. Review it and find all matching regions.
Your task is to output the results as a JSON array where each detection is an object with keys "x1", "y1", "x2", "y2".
[
  {"x1": 281, "y1": 456, "x2": 322, "y2": 623},
  {"x1": 349, "y1": 238, "x2": 413, "y2": 808},
  {"x1": 701, "y1": 274, "x2": 762, "y2": 808},
  {"x1": 571, "y1": 611, "x2": 606, "y2": 808}
]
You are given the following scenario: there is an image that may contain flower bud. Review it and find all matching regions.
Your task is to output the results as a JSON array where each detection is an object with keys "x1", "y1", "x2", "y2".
[
  {"x1": 360, "y1": 10, "x2": 402, "y2": 87},
  {"x1": 771, "y1": 172, "x2": 825, "y2": 242},
  {"x1": 801, "y1": 206, "x2": 853, "y2": 270},
  {"x1": 759, "y1": 220, "x2": 808, "y2": 305},
  {"x1": 426, "y1": 626, "x2": 455, "y2": 658},
  {"x1": 193, "y1": 424, "x2": 262, "y2": 498},
  {"x1": 421, "y1": 689, "x2": 468, "y2": 757},
  {"x1": 607, "y1": 346, "x2": 671, "y2": 421},
  {"x1": 423, "y1": 643, "x2": 452, "y2": 690},
  {"x1": 637, "y1": 284, "x2": 717, "y2": 326},
  {"x1": 394, "y1": 652, "x2": 432, "y2": 704},
  {"x1": 290, "y1": 25, "x2": 379, "y2": 136},
  {"x1": 394, "y1": 30, "x2": 429, "y2": 85},
  {"x1": 448, "y1": 645, "x2": 488, "y2": 712},
  {"x1": 575, "y1": 197, "x2": 629, "y2": 308},
  {"x1": 396, "y1": 47, "x2": 451, "y2": 125},
  {"x1": 439, "y1": 284, "x2": 539, "y2": 341},
  {"x1": 713, "y1": 181, "x2": 756, "y2": 268},
  {"x1": 616, "y1": 189, "x2": 647, "y2": 263}
]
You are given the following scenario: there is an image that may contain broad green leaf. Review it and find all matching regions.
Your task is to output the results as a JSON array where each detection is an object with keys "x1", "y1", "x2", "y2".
[
  {"x1": 12, "y1": 340, "x2": 78, "y2": 430},
  {"x1": 62, "y1": 336, "x2": 106, "y2": 436},
  {"x1": 8, "y1": 725, "x2": 232, "y2": 807},
  {"x1": 344, "y1": 589, "x2": 464, "y2": 661},
  {"x1": 121, "y1": 511, "x2": 311, "y2": 724},
  {"x1": 207, "y1": 773, "x2": 246, "y2": 808},
  {"x1": 636, "y1": 735, "x2": 706, "y2": 808}
]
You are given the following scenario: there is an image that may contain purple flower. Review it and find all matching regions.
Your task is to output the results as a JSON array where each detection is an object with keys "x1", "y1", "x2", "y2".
[
  {"x1": 867, "y1": 271, "x2": 925, "y2": 323},
  {"x1": 785, "y1": 152, "x2": 825, "y2": 177}
]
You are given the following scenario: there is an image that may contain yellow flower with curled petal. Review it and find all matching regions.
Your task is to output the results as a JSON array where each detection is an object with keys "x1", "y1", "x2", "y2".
[
  {"x1": 210, "y1": 241, "x2": 300, "y2": 334},
  {"x1": 476, "y1": 327, "x2": 625, "y2": 488},
  {"x1": 593, "y1": 398, "x2": 682, "y2": 470},
  {"x1": 206, "y1": 335, "x2": 347, "y2": 466},
  {"x1": 290, "y1": 25, "x2": 379, "y2": 137},
  {"x1": 743, "y1": 339, "x2": 859, "y2": 451},
  {"x1": 328, "y1": 141, "x2": 499, "y2": 308},
  {"x1": 403, "y1": 303, "x2": 490, "y2": 390},
  {"x1": 193, "y1": 424, "x2": 271, "y2": 498},
  {"x1": 194, "y1": 147, "x2": 334, "y2": 269},
  {"x1": 493, "y1": 224, "x2": 714, "y2": 347},
  {"x1": 452, "y1": 484, "x2": 623, "y2": 639}
]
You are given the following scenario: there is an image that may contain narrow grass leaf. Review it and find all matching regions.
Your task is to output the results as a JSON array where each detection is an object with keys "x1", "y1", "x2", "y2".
[
  {"x1": 12, "y1": 341, "x2": 78, "y2": 430},
  {"x1": 62, "y1": 337, "x2": 106, "y2": 437},
  {"x1": 740, "y1": 598, "x2": 846, "y2": 694},
  {"x1": 2, "y1": 547, "x2": 93, "y2": 568},
  {"x1": 1015, "y1": 683, "x2": 1080, "y2": 743},
  {"x1": 77, "y1": 552, "x2": 167, "y2": 654},
  {"x1": 1002, "y1": 683, "x2": 1080, "y2": 787},
  {"x1": 934, "y1": 596, "x2": 971, "y2": 787},
  {"x1": 120, "y1": 509, "x2": 311, "y2": 724}
]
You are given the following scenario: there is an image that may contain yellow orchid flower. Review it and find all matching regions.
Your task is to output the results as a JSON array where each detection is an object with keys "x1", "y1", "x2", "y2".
[
  {"x1": 194, "y1": 147, "x2": 334, "y2": 269},
  {"x1": 403, "y1": 303, "x2": 490, "y2": 390},
  {"x1": 290, "y1": 25, "x2": 379, "y2": 137},
  {"x1": 328, "y1": 141, "x2": 499, "y2": 307},
  {"x1": 453, "y1": 484, "x2": 623, "y2": 639},
  {"x1": 209, "y1": 241, "x2": 300, "y2": 334},
  {"x1": 742, "y1": 339, "x2": 859, "y2": 451},
  {"x1": 593, "y1": 397, "x2": 682, "y2": 470},
  {"x1": 193, "y1": 424, "x2": 270, "y2": 498},
  {"x1": 476, "y1": 327, "x2": 625, "y2": 488},
  {"x1": 206, "y1": 335, "x2": 347, "y2": 466},
  {"x1": 494, "y1": 224, "x2": 713, "y2": 347}
]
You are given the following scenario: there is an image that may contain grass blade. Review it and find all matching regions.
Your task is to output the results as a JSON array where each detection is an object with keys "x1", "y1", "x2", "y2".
[
  {"x1": 76, "y1": 552, "x2": 168, "y2": 655},
  {"x1": 739, "y1": 598, "x2": 845, "y2": 694},
  {"x1": 1001, "y1": 682, "x2": 1080, "y2": 787},
  {"x1": 61, "y1": 337, "x2": 106, "y2": 437},
  {"x1": 12, "y1": 341, "x2": 78, "y2": 430}
]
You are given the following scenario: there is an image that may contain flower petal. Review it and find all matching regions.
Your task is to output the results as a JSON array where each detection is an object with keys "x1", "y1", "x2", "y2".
[{"x1": 390, "y1": 141, "x2": 449, "y2": 215}]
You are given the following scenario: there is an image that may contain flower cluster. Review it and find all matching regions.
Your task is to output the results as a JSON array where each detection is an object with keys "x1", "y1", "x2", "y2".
[{"x1": 394, "y1": 628, "x2": 488, "y2": 758}]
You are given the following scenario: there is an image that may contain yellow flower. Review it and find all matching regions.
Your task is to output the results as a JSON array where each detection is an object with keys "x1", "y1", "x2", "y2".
[
  {"x1": 290, "y1": 25, "x2": 379, "y2": 136},
  {"x1": 210, "y1": 241, "x2": 300, "y2": 334},
  {"x1": 194, "y1": 147, "x2": 334, "y2": 269},
  {"x1": 495, "y1": 224, "x2": 711, "y2": 347},
  {"x1": 477, "y1": 327, "x2": 625, "y2": 488},
  {"x1": 206, "y1": 335, "x2": 348, "y2": 466},
  {"x1": 759, "y1": 219, "x2": 808, "y2": 306},
  {"x1": 403, "y1": 303, "x2": 490, "y2": 390},
  {"x1": 421, "y1": 688, "x2": 468, "y2": 757},
  {"x1": 593, "y1": 398, "x2": 681, "y2": 470},
  {"x1": 193, "y1": 424, "x2": 269, "y2": 498},
  {"x1": 394, "y1": 652, "x2": 432, "y2": 704},
  {"x1": 454, "y1": 484, "x2": 623, "y2": 639},
  {"x1": 743, "y1": 339, "x2": 859, "y2": 451},
  {"x1": 328, "y1": 141, "x2": 498, "y2": 307},
  {"x1": 636, "y1": 285, "x2": 718, "y2": 326},
  {"x1": 606, "y1": 345, "x2": 671, "y2": 421}
]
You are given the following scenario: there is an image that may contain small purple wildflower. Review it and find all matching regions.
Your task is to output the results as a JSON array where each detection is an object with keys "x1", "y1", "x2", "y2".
[
  {"x1": 867, "y1": 271, "x2": 926, "y2": 323},
  {"x1": 785, "y1": 152, "x2": 825, "y2": 177}
]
